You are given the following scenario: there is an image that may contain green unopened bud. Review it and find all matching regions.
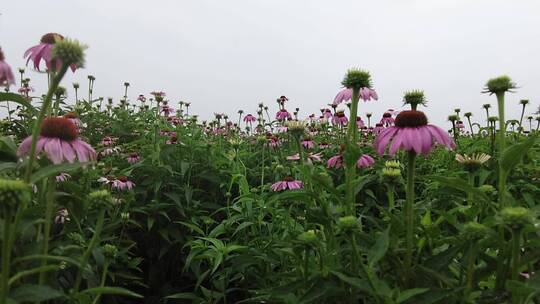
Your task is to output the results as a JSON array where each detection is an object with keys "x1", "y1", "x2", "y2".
[
  {"x1": 385, "y1": 160, "x2": 400, "y2": 169},
  {"x1": 341, "y1": 68, "x2": 372, "y2": 89},
  {"x1": 88, "y1": 189, "x2": 112, "y2": 209},
  {"x1": 0, "y1": 179, "x2": 31, "y2": 209},
  {"x1": 286, "y1": 120, "x2": 306, "y2": 138},
  {"x1": 382, "y1": 168, "x2": 401, "y2": 182},
  {"x1": 478, "y1": 184, "x2": 496, "y2": 196},
  {"x1": 297, "y1": 230, "x2": 318, "y2": 246},
  {"x1": 498, "y1": 207, "x2": 534, "y2": 230},
  {"x1": 67, "y1": 232, "x2": 86, "y2": 246},
  {"x1": 463, "y1": 222, "x2": 490, "y2": 240},
  {"x1": 52, "y1": 38, "x2": 87, "y2": 68},
  {"x1": 103, "y1": 244, "x2": 119, "y2": 259},
  {"x1": 448, "y1": 114, "x2": 459, "y2": 122},
  {"x1": 484, "y1": 75, "x2": 516, "y2": 95},
  {"x1": 338, "y1": 215, "x2": 360, "y2": 232},
  {"x1": 121, "y1": 212, "x2": 130, "y2": 221}
]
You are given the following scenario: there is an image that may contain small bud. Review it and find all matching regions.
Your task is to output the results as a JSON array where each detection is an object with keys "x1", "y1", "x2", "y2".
[
  {"x1": 103, "y1": 244, "x2": 119, "y2": 259},
  {"x1": 338, "y1": 215, "x2": 361, "y2": 232},
  {"x1": 88, "y1": 189, "x2": 113, "y2": 209},
  {"x1": 297, "y1": 230, "x2": 318, "y2": 246},
  {"x1": 498, "y1": 207, "x2": 534, "y2": 230},
  {"x1": 0, "y1": 179, "x2": 31, "y2": 210}
]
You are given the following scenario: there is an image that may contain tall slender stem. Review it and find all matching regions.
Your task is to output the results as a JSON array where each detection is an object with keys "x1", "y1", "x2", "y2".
[
  {"x1": 1, "y1": 208, "x2": 12, "y2": 303},
  {"x1": 496, "y1": 92, "x2": 506, "y2": 209},
  {"x1": 38, "y1": 178, "x2": 56, "y2": 284},
  {"x1": 405, "y1": 151, "x2": 417, "y2": 279},
  {"x1": 345, "y1": 88, "x2": 360, "y2": 214},
  {"x1": 74, "y1": 209, "x2": 106, "y2": 292}
]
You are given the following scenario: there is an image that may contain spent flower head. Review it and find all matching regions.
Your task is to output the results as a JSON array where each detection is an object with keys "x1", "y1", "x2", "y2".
[
  {"x1": 341, "y1": 68, "x2": 372, "y2": 89},
  {"x1": 483, "y1": 75, "x2": 516, "y2": 95},
  {"x1": 52, "y1": 38, "x2": 87, "y2": 69}
]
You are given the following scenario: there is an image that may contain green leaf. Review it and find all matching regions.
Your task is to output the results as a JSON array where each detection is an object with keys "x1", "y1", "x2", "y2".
[
  {"x1": 165, "y1": 292, "x2": 203, "y2": 300},
  {"x1": 30, "y1": 162, "x2": 86, "y2": 184},
  {"x1": 77, "y1": 286, "x2": 143, "y2": 298},
  {"x1": 500, "y1": 134, "x2": 538, "y2": 173},
  {"x1": 396, "y1": 288, "x2": 430, "y2": 303},
  {"x1": 431, "y1": 176, "x2": 490, "y2": 202},
  {"x1": 10, "y1": 284, "x2": 64, "y2": 302},
  {"x1": 368, "y1": 226, "x2": 390, "y2": 267},
  {"x1": 0, "y1": 92, "x2": 37, "y2": 113},
  {"x1": 330, "y1": 271, "x2": 370, "y2": 293}
]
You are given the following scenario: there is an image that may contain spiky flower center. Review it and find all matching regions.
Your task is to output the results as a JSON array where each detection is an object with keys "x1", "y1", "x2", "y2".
[
  {"x1": 40, "y1": 117, "x2": 78, "y2": 141},
  {"x1": 40, "y1": 33, "x2": 64, "y2": 44},
  {"x1": 336, "y1": 112, "x2": 346, "y2": 118},
  {"x1": 118, "y1": 176, "x2": 128, "y2": 182},
  {"x1": 0, "y1": 49, "x2": 5, "y2": 61},
  {"x1": 383, "y1": 112, "x2": 392, "y2": 118},
  {"x1": 394, "y1": 110, "x2": 428, "y2": 128},
  {"x1": 283, "y1": 176, "x2": 295, "y2": 182}
]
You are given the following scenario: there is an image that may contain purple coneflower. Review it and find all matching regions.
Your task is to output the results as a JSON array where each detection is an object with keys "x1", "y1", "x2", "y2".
[
  {"x1": 0, "y1": 48, "x2": 15, "y2": 87},
  {"x1": 380, "y1": 112, "x2": 395, "y2": 126},
  {"x1": 243, "y1": 114, "x2": 256, "y2": 123},
  {"x1": 356, "y1": 116, "x2": 365, "y2": 128},
  {"x1": 333, "y1": 88, "x2": 378, "y2": 105},
  {"x1": 137, "y1": 94, "x2": 147, "y2": 102},
  {"x1": 271, "y1": 176, "x2": 303, "y2": 191},
  {"x1": 301, "y1": 138, "x2": 315, "y2": 149},
  {"x1": 276, "y1": 109, "x2": 291, "y2": 121},
  {"x1": 373, "y1": 123, "x2": 385, "y2": 135},
  {"x1": 100, "y1": 136, "x2": 115, "y2": 146},
  {"x1": 356, "y1": 154, "x2": 375, "y2": 168},
  {"x1": 327, "y1": 154, "x2": 344, "y2": 169},
  {"x1": 127, "y1": 152, "x2": 140, "y2": 164},
  {"x1": 17, "y1": 117, "x2": 96, "y2": 164},
  {"x1": 55, "y1": 172, "x2": 71, "y2": 182},
  {"x1": 332, "y1": 111, "x2": 348, "y2": 126},
  {"x1": 373, "y1": 110, "x2": 455, "y2": 156},
  {"x1": 287, "y1": 152, "x2": 322, "y2": 163},
  {"x1": 54, "y1": 208, "x2": 70, "y2": 224},
  {"x1": 98, "y1": 176, "x2": 135, "y2": 191},
  {"x1": 24, "y1": 33, "x2": 78, "y2": 72}
]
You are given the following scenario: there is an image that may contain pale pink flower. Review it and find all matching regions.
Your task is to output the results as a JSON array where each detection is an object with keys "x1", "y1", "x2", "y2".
[
  {"x1": 332, "y1": 111, "x2": 348, "y2": 126},
  {"x1": 17, "y1": 117, "x2": 96, "y2": 164},
  {"x1": 327, "y1": 154, "x2": 344, "y2": 169},
  {"x1": 271, "y1": 176, "x2": 303, "y2": 191},
  {"x1": 276, "y1": 109, "x2": 291, "y2": 121},
  {"x1": 55, "y1": 172, "x2": 71, "y2": 182},
  {"x1": 356, "y1": 154, "x2": 375, "y2": 168},
  {"x1": 127, "y1": 152, "x2": 140, "y2": 164},
  {"x1": 24, "y1": 33, "x2": 78, "y2": 72},
  {"x1": 0, "y1": 48, "x2": 15, "y2": 87},
  {"x1": 374, "y1": 110, "x2": 455, "y2": 156},
  {"x1": 243, "y1": 114, "x2": 256, "y2": 123}
]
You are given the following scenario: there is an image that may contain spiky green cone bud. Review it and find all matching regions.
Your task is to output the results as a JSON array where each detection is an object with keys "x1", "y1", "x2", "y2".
[
  {"x1": 463, "y1": 222, "x2": 490, "y2": 240},
  {"x1": 478, "y1": 185, "x2": 496, "y2": 196},
  {"x1": 498, "y1": 207, "x2": 534, "y2": 230},
  {"x1": 448, "y1": 114, "x2": 459, "y2": 122},
  {"x1": 341, "y1": 68, "x2": 372, "y2": 89},
  {"x1": 403, "y1": 90, "x2": 427, "y2": 109},
  {"x1": 0, "y1": 179, "x2": 31, "y2": 210},
  {"x1": 52, "y1": 38, "x2": 87, "y2": 69},
  {"x1": 88, "y1": 189, "x2": 113, "y2": 209},
  {"x1": 484, "y1": 75, "x2": 516, "y2": 95},
  {"x1": 338, "y1": 215, "x2": 360, "y2": 232},
  {"x1": 67, "y1": 232, "x2": 86, "y2": 246},
  {"x1": 297, "y1": 230, "x2": 318, "y2": 246},
  {"x1": 286, "y1": 120, "x2": 306, "y2": 138},
  {"x1": 103, "y1": 244, "x2": 119, "y2": 259}
]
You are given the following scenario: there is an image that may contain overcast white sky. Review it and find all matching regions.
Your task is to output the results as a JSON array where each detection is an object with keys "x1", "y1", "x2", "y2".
[{"x1": 1, "y1": 0, "x2": 539, "y2": 128}]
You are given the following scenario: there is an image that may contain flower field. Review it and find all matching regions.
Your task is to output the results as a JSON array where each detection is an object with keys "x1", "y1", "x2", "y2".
[{"x1": 1, "y1": 34, "x2": 540, "y2": 303}]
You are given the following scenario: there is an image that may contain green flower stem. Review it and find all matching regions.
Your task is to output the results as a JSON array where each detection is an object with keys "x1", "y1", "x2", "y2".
[
  {"x1": 387, "y1": 184, "x2": 395, "y2": 211},
  {"x1": 405, "y1": 151, "x2": 417, "y2": 277},
  {"x1": 518, "y1": 104, "x2": 526, "y2": 135},
  {"x1": 350, "y1": 234, "x2": 381, "y2": 304},
  {"x1": 260, "y1": 144, "x2": 265, "y2": 188},
  {"x1": 464, "y1": 243, "x2": 478, "y2": 300},
  {"x1": 23, "y1": 64, "x2": 69, "y2": 183},
  {"x1": 303, "y1": 247, "x2": 309, "y2": 286},
  {"x1": 511, "y1": 229, "x2": 522, "y2": 281},
  {"x1": 74, "y1": 208, "x2": 106, "y2": 292},
  {"x1": 38, "y1": 178, "x2": 56, "y2": 284},
  {"x1": 345, "y1": 87, "x2": 360, "y2": 215},
  {"x1": 467, "y1": 116, "x2": 474, "y2": 137},
  {"x1": 91, "y1": 260, "x2": 110, "y2": 304},
  {"x1": 348, "y1": 234, "x2": 359, "y2": 274},
  {"x1": 496, "y1": 92, "x2": 506, "y2": 209},
  {"x1": 467, "y1": 173, "x2": 474, "y2": 207},
  {"x1": 511, "y1": 228, "x2": 522, "y2": 304},
  {"x1": 1, "y1": 208, "x2": 12, "y2": 304}
]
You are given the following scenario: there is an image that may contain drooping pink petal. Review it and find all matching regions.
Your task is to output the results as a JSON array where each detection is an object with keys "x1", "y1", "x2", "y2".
[{"x1": 44, "y1": 138, "x2": 63, "y2": 164}]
